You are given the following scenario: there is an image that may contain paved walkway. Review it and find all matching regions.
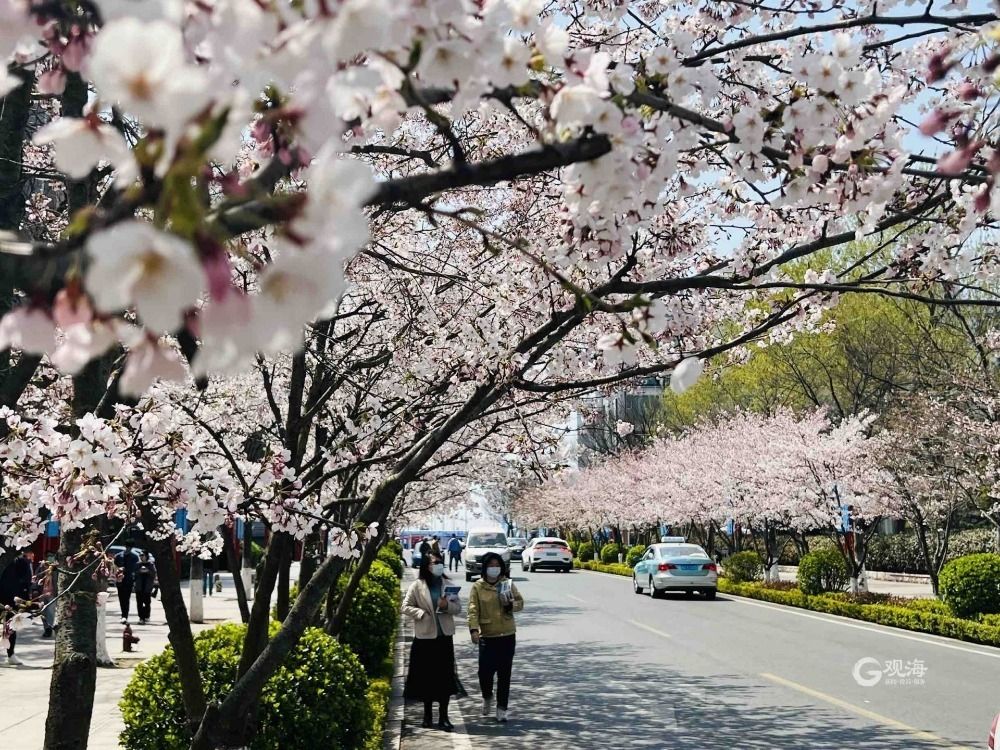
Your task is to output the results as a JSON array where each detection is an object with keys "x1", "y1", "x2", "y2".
[{"x1": 0, "y1": 572, "x2": 246, "y2": 750}]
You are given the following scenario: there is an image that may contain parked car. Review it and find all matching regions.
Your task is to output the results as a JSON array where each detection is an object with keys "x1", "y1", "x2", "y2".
[
  {"x1": 464, "y1": 530, "x2": 510, "y2": 581},
  {"x1": 988, "y1": 710, "x2": 998, "y2": 749},
  {"x1": 521, "y1": 537, "x2": 573, "y2": 573},
  {"x1": 632, "y1": 540, "x2": 717, "y2": 599},
  {"x1": 507, "y1": 537, "x2": 528, "y2": 560}
]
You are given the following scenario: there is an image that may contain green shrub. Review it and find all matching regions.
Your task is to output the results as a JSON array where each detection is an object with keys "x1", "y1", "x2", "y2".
[
  {"x1": 338, "y1": 574, "x2": 397, "y2": 674},
  {"x1": 577, "y1": 541, "x2": 595, "y2": 562},
  {"x1": 797, "y1": 548, "x2": 848, "y2": 595},
  {"x1": 367, "y1": 560, "x2": 401, "y2": 600},
  {"x1": 939, "y1": 553, "x2": 1000, "y2": 619},
  {"x1": 625, "y1": 545, "x2": 645, "y2": 567},
  {"x1": 363, "y1": 676, "x2": 392, "y2": 750},
  {"x1": 724, "y1": 551, "x2": 764, "y2": 583},
  {"x1": 376, "y1": 546, "x2": 403, "y2": 578},
  {"x1": 120, "y1": 623, "x2": 370, "y2": 750},
  {"x1": 600, "y1": 542, "x2": 623, "y2": 564},
  {"x1": 384, "y1": 538, "x2": 403, "y2": 558},
  {"x1": 567, "y1": 540, "x2": 579, "y2": 556},
  {"x1": 901, "y1": 598, "x2": 951, "y2": 616}
]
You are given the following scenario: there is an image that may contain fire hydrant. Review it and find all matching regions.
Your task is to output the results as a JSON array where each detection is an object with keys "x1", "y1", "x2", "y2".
[{"x1": 123, "y1": 623, "x2": 140, "y2": 652}]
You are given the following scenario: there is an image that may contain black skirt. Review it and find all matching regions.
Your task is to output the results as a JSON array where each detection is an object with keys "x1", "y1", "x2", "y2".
[{"x1": 404, "y1": 634, "x2": 464, "y2": 701}]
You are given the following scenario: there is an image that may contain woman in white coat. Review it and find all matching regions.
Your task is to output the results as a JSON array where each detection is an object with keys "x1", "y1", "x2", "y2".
[{"x1": 402, "y1": 550, "x2": 462, "y2": 731}]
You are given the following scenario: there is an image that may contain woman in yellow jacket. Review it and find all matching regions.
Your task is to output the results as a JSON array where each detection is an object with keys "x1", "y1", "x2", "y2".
[
  {"x1": 467, "y1": 551, "x2": 523, "y2": 723},
  {"x1": 402, "y1": 551, "x2": 462, "y2": 731}
]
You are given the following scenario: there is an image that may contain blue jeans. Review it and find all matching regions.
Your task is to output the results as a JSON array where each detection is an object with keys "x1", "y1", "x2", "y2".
[{"x1": 203, "y1": 571, "x2": 214, "y2": 596}]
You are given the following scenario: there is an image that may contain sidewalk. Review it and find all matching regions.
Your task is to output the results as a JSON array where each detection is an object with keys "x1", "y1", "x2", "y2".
[{"x1": 0, "y1": 572, "x2": 246, "y2": 750}]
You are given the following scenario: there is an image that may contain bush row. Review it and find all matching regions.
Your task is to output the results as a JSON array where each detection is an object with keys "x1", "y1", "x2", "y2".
[
  {"x1": 573, "y1": 555, "x2": 1000, "y2": 648},
  {"x1": 121, "y1": 545, "x2": 403, "y2": 750},
  {"x1": 772, "y1": 528, "x2": 998, "y2": 572}
]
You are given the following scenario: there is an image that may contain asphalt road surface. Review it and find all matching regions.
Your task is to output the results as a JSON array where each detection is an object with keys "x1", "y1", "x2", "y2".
[{"x1": 400, "y1": 567, "x2": 999, "y2": 750}]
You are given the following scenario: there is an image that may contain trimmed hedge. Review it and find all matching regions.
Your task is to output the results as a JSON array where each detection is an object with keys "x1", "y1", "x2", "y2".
[
  {"x1": 797, "y1": 548, "x2": 848, "y2": 595},
  {"x1": 600, "y1": 542, "x2": 623, "y2": 564},
  {"x1": 367, "y1": 560, "x2": 402, "y2": 600},
  {"x1": 577, "y1": 541, "x2": 595, "y2": 562},
  {"x1": 336, "y1": 574, "x2": 398, "y2": 674},
  {"x1": 120, "y1": 623, "x2": 370, "y2": 750},
  {"x1": 376, "y1": 546, "x2": 404, "y2": 578},
  {"x1": 625, "y1": 545, "x2": 645, "y2": 567},
  {"x1": 724, "y1": 551, "x2": 763, "y2": 583},
  {"x1": 939, "y1": 553, "x2": 1000, "y2": 619},
  {"x1": 575, "y1": 556, "x2": 1000, "y2": 648}
]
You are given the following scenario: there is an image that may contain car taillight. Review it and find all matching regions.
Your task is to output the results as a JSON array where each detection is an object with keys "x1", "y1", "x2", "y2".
[
  {"x1": 657, "y1": 563, "x2": 676, "y2": 571},
  {"x1": 703, "y1": 563, "x2": 717, "y2": 572}
]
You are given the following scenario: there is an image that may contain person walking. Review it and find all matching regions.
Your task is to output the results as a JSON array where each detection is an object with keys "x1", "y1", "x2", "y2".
[
  {"x1": 402, "y1": 551, "x2": 462, "y2": 732},
  {"x1": 447, "y1": 535, "x2": 463, "y2": 572},
  {"x1": 134, "y1": 552, "x2": 158, "y2": 625},
  {"x1": 468, "y1": 551, "x2": 523, "y2": 723},
  {"x1": 0, "y1": 549, "x2": 32, "y2": 665},
  {"x1": 203, "y1": 557, "x2": 216, "y2": 597},
  {"x1": 113, "y1": 544, "x2": 139, "y2": 624},
  {"x1": 431, "y1": 536, "x2": 442, "y2": 557}
]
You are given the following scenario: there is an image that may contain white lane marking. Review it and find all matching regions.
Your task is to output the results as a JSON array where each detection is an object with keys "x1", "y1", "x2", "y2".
[
  {"x1": 628, "y1": 619, "x2": 672, "y2": 639},
  {"x1": 566, "y1": 594, "x2": 587, "y2": 604},
  {"x1": 760, "y1": 672, "x2": 973, "y2": 750},
  {"x1": 728, "y1": 595, "x2": 1000, "y2": 660}
]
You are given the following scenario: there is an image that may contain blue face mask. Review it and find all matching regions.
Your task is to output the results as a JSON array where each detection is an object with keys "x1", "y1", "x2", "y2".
[{"x1": 485, "y1": 566, "x2": 501, "y2": 581}]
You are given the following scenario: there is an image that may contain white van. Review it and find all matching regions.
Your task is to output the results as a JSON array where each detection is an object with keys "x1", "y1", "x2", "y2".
[{"x1": 463, "y1": 529, "x2": 511, "y2": 581}]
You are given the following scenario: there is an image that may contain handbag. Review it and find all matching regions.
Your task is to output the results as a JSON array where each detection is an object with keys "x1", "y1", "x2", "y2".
[{"x1": 150, "y1": 585, "x2": 159, "y2": 599}]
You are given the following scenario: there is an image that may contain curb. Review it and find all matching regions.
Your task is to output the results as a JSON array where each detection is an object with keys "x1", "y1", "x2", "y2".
[{"x1": 383, "y1": 580, "x2": 409, "y2": 750}]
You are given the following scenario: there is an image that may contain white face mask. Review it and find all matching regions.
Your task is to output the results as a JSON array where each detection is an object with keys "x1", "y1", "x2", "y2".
[
  {"x1": 430, "y1": 563, "x2": 445, "y2": 577},
  {"x1": 485, "y1": 566, "x2": 501, "y2": 580}
]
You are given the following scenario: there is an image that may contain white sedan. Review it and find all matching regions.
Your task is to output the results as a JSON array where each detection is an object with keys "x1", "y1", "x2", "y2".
[{"x1": 521, "y1": 537, "x2": 573, "y2": 573}]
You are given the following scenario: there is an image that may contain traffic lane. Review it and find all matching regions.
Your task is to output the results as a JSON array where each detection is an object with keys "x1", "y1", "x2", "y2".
[{"x1": 510, "y1": 568, "x2": 993, "y2": 748}]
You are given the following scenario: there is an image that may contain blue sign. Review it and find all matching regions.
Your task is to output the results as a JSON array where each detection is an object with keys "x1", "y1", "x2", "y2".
[
  {"x1": 45, "y1": 521, "x2": 60, "y2": 538},
  {"x1": 174, "y1": 509, "x2": 188, "y2": 531},
  {"x1": 235, "y1": 518, "x2": 244, "y2": 539}
]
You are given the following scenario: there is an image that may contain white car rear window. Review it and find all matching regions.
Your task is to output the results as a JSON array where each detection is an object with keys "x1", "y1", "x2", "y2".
[
  {"x1": 659, "y1": 545, "x2": 705, "y2": 558},
  {"x1": 468, "y1": 533, "x2": 507, "y2": 546}
]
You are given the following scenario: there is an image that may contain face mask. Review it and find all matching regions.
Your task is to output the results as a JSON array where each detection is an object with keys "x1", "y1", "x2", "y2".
[
  {"x1": 430, "y1": 564, "x2": 445, "y2": 577},
  {"x1": 485, "y1": 566, "x2": 501, "y2": 580}
]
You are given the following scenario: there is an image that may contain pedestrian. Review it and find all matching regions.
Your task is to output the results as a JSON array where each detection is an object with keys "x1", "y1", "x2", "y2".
[
  {"x1": 0, "y1": 549, "x2": 32, "y2": 665},
  {"x1": 134, "y1": 552, "x2": 158, "y2": 625},
  {"x1": 113, "y1": 544, "x2": 139, "y2": 624},
  {"x1": 468, "y1": 551, "x2": 523, "y2": 723},
  {"x1": 402, "y1": 551, "x2": 462, "y2": 732},
  {"x1": 447, "y1": 534, "x2": 463, "y2": 572},
  {"x1": 37, "y1": 555, "x2": 56, "y2": 638},
  {"x1": 431, "y1": 536, "x2": 442, "y2": 557},
  {"x1": 419, "y1": 537, "x2": 431, "y2": 560},
  {"x1": 203, "y1": 557, "x2": 215, "y2": 597}
]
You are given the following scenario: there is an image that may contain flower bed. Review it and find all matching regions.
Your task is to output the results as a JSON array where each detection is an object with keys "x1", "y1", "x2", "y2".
[{"x1": 574, "y1": 560, "x2": 1000, "y2": 648}]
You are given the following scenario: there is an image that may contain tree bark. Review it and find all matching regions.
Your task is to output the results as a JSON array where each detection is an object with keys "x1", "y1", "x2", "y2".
[
  {"x1": 143, "y1": 517, "x2": 207, "y2": 732},
  {"x1": 223, "y1": 530, "x2": 250, "y2": 623},
  {"x1": 189, "y1": 557, "x2": 204, "y2": 624},
  {"x1": 44, "y1": 526, "x2": 99, "y2": 750}
]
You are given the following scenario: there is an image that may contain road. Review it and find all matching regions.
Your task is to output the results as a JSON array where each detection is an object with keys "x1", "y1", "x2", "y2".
[{"x1": 400, "y1": 567, "x2": 999, "y2": 750}]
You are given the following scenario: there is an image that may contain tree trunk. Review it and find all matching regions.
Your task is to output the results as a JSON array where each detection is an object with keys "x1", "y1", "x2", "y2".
[
  {"x1": 44, "y1": 526, "x2": 98, "y2": 750},
  {"x1": 223, "y1": 530, "x2": 250, "y2": 623},
  {"x1": 142, "y1": 516, "x2": 207, "y2": 732},
  {"x1": 95, "y1": 591, "x2": 113, "y2": 668},
  {"x1": 189, "y1": 557, "x2": 204, "y2": 624}
]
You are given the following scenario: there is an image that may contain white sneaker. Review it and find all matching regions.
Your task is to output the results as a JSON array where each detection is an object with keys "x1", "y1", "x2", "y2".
[
  {"x1": 481, "y1": 697, "x2": 492, "y2": 716},
  {"x1": 496, "y1": 708, "x2": 507, "y2": 723},
  {"x1": 120, "y1": 617, "x2": 127, "y2": 624},
  {"x1": 7, "y1": 654, "x2": 23, "y2": 666}
]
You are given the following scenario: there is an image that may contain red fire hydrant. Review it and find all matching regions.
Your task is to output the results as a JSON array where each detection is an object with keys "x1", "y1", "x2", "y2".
[{"x1": 123, "y1": 623, "x2": 140, "y2": 652}]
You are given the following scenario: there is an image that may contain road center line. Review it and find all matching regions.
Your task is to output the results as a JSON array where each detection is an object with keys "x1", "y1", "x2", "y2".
[
  {"x1": 628, "y1": 619, "x2": 672, "y2": 639},
  {"x1": 759, "y1": 672, "x2": 972, "y2": 750},
  {"x1": 566, "y1": 594, "x2": 587, "y2": 604},
  {"x1": 727, "y1": 595, "x2": 1000, "y2": 660}
]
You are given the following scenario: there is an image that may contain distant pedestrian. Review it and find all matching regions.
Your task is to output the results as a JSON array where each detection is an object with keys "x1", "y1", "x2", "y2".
[
  {"x1": 447, "y1": 535, "x2": 463, "y2": 572},
  {"x1": 402, "y1": 551, "x2": 462, "y2": 732},
  {"x1": 419, "y1": 537, "x2": 431, "y2": 560},
  {"x1": 0, "y1": 549, "x2": 32, "y2": 665},
  {"x1": 113, "y1": 545, "x2": 139, "y2": 624},
  {"x1": 134, "y1": 552, "x2": 158, "y2": 625},
  {"x1": 203, "y1": 557, "x2": 216, "y2": 597},
  {"x1": 431, "y1": 536, "x2": 442, "y2": 557},
  {"x1": 468, "y1": 552, "x2": 523, "y2": 723}
]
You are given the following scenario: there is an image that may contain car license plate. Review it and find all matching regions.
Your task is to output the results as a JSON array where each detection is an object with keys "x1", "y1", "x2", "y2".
[
  {"x1": 545, "y1": 552, "x2": 557, "y2": 556},
  {"x1": 680, "y1": 564, "x2": 698, "y2": 571}
]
